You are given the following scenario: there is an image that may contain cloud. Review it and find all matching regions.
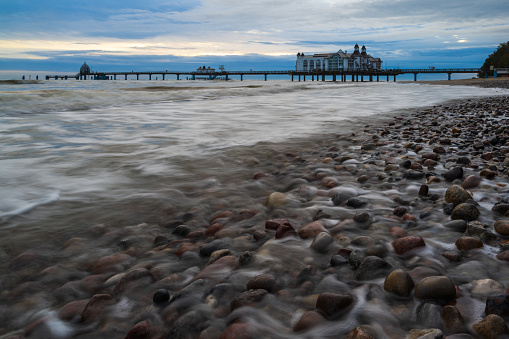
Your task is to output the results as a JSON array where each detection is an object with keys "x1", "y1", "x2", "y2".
[{"x1": 0, "y1": 0, "x2": 508, "y2": 70}]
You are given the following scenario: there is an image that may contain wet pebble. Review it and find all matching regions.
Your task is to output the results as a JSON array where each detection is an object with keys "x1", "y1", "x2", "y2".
[
  {"x1": 81, "y1": 294, "x2": 115, "y2": 322},
  {"x1": 451, "y1": 203, "x2": 480, "y2": 222},
  {"x1": 455, "y1": 236, "x2": 483, "y2": 251},
  {"x1": 125, "y1": 320, "x2": 152, "y2": 339},
  {"x1": 354, "y1": 256, "x2": 392, "y2": 281},
  {"x1": 414, "y1": 276, "x2": 456, "y2": 301},
  {"x1": 392, "y1": 236, "x2": 426, "y2": 255},
  {"x1": 485, "y1": 294, "x2": 509, "y2": 317},
  {"x1": 293, "y1": 310, "x2": 325, "y2": 332},
  {"x1": 310, "y1": 232, "x2": 333, "y2": 253},
  {"x1": 416, "y1": 303, "x2": 442, "y2": 328},
  {"x1": 443, "y1": 220, "x2": 467, "y2": 232},
  {"x1": 231, "y1": 289, "x2": 268, "y2": 311},
  {"x1": 461, "y1": 175, "x2": 481, "y2": 189},
  {"x1": 444, "y1": 185, "x2": 472, "y2": 206},
  {"x1": 246, "y1": 274, "x2": 282, "y2": 293},
  {"x1": 443, "y1": 167, "x2": 463, "y2": 181},
  {"x1": 471, "y1": 279, "x2": 505, "y2": 298},
  {"x1": 440, "y1": 305, "x2": 466, "y2": 335},
  {"x1": 315, "y1": 292, "x2": 354, "y2": 319},
  {"x1": 494, "y1": 219, "x2": 509, "y2": 236},
  {"x1": 346, "y1": 197, "x2": 369, "y2": 208},
  {"x1": 345, "y1": 327, "x2": 374, "y2": 339},
  {"x1": 383, "y1": 269, "x2": 415, "y2": 297},
  {"x1": 472, "y1": 314, "x2": 509, "y2": 339},
  {"x1": 221, "y1": 322, "x2": 251, "y2": 339},
  {"x1": 407, "y1": 328, "x2": 443, "y2": 339}
]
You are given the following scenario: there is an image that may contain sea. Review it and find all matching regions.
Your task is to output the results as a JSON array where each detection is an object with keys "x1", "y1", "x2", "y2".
[
  {"x1": 0, "y1": 76, "x2": 507, "y2": 250},
  {"x1": 1, "y1": 74, "x2": 509, "y2": 337}
]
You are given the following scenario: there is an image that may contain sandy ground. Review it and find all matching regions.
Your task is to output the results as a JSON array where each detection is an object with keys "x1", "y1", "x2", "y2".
[{"x1": 402, "y1": 77, "x2": 509, "y2": 88}]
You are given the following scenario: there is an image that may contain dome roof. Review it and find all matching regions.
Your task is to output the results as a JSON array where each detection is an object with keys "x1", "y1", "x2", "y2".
[{"x1": 80, "y1": 62, "x2": 90, "y2": 74}]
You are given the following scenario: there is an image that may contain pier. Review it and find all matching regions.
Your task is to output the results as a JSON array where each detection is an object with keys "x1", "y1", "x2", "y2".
[{"x1": 45, "y1": 68, "x2": 481, "y2": 82}]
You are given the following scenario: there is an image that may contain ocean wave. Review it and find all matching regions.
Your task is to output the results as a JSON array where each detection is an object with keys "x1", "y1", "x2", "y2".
[{"x1": 0, "y1": 191, "x2": 60, "y2": 225}]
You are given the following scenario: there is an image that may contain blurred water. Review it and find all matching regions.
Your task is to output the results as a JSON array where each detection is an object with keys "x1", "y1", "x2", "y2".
[{"x1": 0, "y1": 79, "x2": 504, "y2": 249}]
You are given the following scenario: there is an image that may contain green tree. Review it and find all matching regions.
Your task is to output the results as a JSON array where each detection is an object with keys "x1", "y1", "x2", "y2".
[{"x1": 480, "y1": 41, "x2": 509, "y2": 77}]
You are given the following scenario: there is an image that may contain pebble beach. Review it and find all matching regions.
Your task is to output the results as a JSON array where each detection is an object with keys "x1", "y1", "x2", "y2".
[{"x1": 1, "y1": 79, "x2": 509, "y2": 339}]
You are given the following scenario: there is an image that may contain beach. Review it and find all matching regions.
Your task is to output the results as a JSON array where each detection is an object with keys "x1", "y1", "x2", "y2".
[{"x1": 0, "y1": 79, "x2": 508, "y2": 339}]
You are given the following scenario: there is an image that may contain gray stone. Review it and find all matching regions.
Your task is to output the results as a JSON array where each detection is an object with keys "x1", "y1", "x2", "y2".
[
  {"x1": 310, "y1": 232, "x2": 333, "y2": 253},
  {"x1": 416, "y1": 303, "x2": 442, "y2": 329},
  {"x1": 443, "y1": 220, "x2": 467, "y2": 232},
  {"x1": 354, "y1": 256, "x2": 392, "y2": 281}
]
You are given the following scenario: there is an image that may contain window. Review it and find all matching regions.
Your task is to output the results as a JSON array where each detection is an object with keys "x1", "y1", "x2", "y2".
[
  {"x1": 329, "y1": 55, "x2": 342, "y2": 71},
  {"x1": 309, "y1": 60, "x2": 314, "y2": 70},
  {"x1": 316, "y1": 60, "x2": 321, "y2": 70},
  {"x1": 303, "y1": 60, "x2": 308, "y2": 70}
]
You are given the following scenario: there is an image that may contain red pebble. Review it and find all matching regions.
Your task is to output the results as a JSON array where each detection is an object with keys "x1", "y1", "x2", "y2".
[{"x1": 392, "y1": 236, "x2": 425, "y2": 255}]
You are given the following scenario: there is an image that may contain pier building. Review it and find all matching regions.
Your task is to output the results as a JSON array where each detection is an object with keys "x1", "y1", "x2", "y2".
[{"x1": 296, "y1": 44, "x2": 382, "y2": 72}]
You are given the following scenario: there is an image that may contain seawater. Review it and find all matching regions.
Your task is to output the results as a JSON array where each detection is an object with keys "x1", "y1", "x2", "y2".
[{"x1": 0, "y1": 80, "x2": 505, "y2": 251}]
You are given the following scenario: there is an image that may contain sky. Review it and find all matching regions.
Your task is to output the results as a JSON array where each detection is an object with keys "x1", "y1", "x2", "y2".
[{"x1": 0, "y1": 0, "x2": 508, "y2": 73}]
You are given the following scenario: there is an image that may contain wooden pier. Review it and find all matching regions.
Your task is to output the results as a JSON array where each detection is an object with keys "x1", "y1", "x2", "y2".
[{"x1": 46, "y1": 68, "x2": 481, "y2": 82}]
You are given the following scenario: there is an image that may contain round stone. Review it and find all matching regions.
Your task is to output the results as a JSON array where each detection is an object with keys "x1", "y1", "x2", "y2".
[
  {"x1": 455, "y1": 236, "x2": 483, "y2": 251},
  {"x1": 315, "y1": 292, "x2": 354, "y2": 318},
  {"x1": 471, "y1": 279, "x2": 505, "y2": 298},
  {"x1": 345, "y1": 327, "x2": 374, "y2": 339},
  {"x1": 220, "y1": 323, "x2": 250, "y2": 339},
  {"x1": 441, "y1": 305, "x2": 465, "y2": 335},
  {"x1": 451, "y1": 203, "x2": 480, "y2": 222},
  {"x1": 153, "y1": 289, "x2": 170, "y2": 304},
  {"x1": 293, "y1": 310, "x2": 325, "y2": 332},
  {"x1": 246, "y1": 274, "x2": 282, "y2": 294},
  {"x1": 383, "y1": 269, "x2": 415, "y2": 297},
  {"x1": 310, "y1": 232, "x2": 333, "y2": 253},
  {"x1": 354, "y1": 256, "x2": 392, "y2": 281},
  {"x1": 414, "y1": 276, "x2": 456, "y2": 301},
  {"x1": 231, "y1": 289, "x2": 268, "y2": 311},
  {"x1": 472, "y1": 314, "x2": 509, "y2": 339},
  {"x1": 443, "y1": 167, "x2": 463, "y2": 182},
  {"x1": 485, "y1": 294, "x2": 509, "y2": 317},
  {"x1": 392, "y1": 236, "x2": 426, "y2": 255},
  {"x1": 331, "y1": 191, "x2": 355, "y2": 206},
  {"x1": 346, "y1": 197, "x2": 369, "y2": 208},
  {"x1": 461, "y1": 175, "x2": 481, "y2": 189},
  {"x1": 416, "y1": 303, "x2": 442, "y2": 328},
  {"x1": 445, "y1": 185, "x2": 472, "y2": 207},
  {"x1": 353, "y1": 211, "x2": 370, "y2": 223},
  {"x1": 494, "y1": 219, "x2": 509, "y2": 236},
  {"x1": 266, "y1": 192, "x2": 287, "y2": 208},
  {"x1": 443, "y1": 220, "x2": 467, "y2": 232}
]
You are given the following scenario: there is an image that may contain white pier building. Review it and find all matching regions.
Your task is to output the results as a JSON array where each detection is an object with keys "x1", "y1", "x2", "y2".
[{"x1": 296, "y1": 44, "x2": 382, "y2": 72}]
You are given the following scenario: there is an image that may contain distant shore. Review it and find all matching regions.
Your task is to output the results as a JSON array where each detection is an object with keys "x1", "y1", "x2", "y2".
[{"x1": 402, "y1": 77, "x2": 509, "y2": 88}]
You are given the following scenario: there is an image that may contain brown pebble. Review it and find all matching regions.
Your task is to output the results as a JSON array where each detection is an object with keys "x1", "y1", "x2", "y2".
[
  {"x1": 345, "y1": 327, "x2": 374, "y2": 339},
  {"x1": 390, "y1": 227, "x2": 407, "y2": 238},
  {"x1": 455, "y1": 236, "x2": 483, "y2": 251},
  {"x1": 472, "y1": 314, "x2": 509, "y2": 339},
  {"x1": 293, "y1": 311, "x2": 325, "y2": 332},
  {"x1": 461, "y1": 175, "x2": 482, "y2": 189},
  {"x1": 392, "y1": 236, "x2": 425, "y2": 255},
  {"x1": 81, "y1": 294, "x2": 115, "y2": 322},
  {"x1": 220, "y1": 322, "x2": 251, "y2": 339},
  {"x1": 315, "y1": 292, "x2": 354, "y2": 318},
  {"x1": 125, "y1": 320, "x2": 152, "y2": 339}
]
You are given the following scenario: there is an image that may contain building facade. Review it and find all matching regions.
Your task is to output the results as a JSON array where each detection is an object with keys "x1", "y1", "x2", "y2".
[{"x1": 296, "y1": 44, "x2": 382, "y2": 72}]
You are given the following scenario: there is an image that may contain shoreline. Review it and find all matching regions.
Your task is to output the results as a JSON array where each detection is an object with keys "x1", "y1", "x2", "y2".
[
  {"x1": 1, "y1": 86, "x2": 508, "y2": 338},
  {"x1": 401, "y1": 77, "x2": 509, "y2": 89}
]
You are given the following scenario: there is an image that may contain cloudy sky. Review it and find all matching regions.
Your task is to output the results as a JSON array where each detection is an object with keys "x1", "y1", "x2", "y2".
[{"x1": 1, "y1": 0, "x2": 508, "y2": 72}]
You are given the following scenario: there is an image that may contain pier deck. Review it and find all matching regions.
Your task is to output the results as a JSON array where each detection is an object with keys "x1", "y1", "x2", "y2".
[{"x1": 46, "y1": 68, "x2": 481, "y2": 82}]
